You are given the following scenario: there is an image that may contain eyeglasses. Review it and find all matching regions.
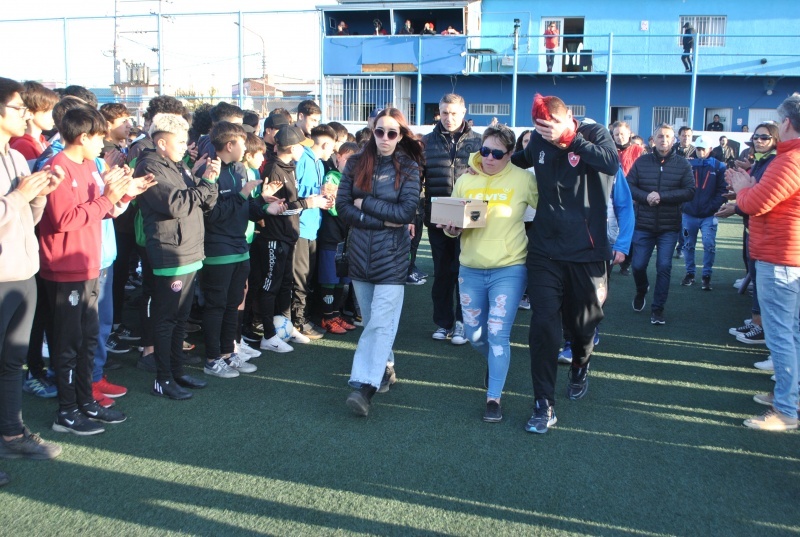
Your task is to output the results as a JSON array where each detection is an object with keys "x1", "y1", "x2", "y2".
[
  {"x1": 374, "y1": 128, "x2": 399, "y2": 140},
  {"x1": 752, "y1": 134, "x2": 773, "y2": 141},
  {"x1": 479, "y1": 146, "x2": 509, "y2": 160},
  {"x1": 4, "y1": 104, "x2": 28, "y2": 115}
]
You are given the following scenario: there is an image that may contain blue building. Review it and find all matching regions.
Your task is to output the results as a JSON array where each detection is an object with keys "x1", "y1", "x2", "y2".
[{"x1": 318, "y1": 0, "x2": 799, "y2": 135}]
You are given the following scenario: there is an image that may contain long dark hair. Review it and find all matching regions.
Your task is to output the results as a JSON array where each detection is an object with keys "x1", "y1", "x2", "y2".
[{"x1": 353, "y1": 107, "x2": 424, "y2": 192}]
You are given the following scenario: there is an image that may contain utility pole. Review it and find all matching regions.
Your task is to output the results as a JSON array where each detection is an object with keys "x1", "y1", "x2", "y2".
[{"x1": 511, "y1": 19, "x2": 520, "y2": 127}]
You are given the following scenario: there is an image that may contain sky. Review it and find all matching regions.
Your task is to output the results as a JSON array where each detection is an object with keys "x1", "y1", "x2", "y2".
[{"x1": 1, "y1": 0, "x2": 325, "y2": 96}]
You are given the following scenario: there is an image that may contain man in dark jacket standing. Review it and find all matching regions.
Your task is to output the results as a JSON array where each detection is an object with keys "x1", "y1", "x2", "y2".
[
  {"x1": 627, "y1": 124, "x2": 695, "y2": 325},
  {"x1": 421, "y1": 93, "x2": 482, "y2": 345},
  {"x1": 511, "y1": 94, "x2": 619, "y2": 434}
]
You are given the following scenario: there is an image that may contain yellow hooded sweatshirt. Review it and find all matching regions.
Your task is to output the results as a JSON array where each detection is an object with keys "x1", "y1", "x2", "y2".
[{"x1": 453, "y1": 152, "x2": 538, "y2": 269}]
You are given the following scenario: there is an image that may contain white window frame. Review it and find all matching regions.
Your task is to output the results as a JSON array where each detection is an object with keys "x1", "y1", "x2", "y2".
[
  {"x1": 468, "y1": 103, "x2": 511, "y2": 116},
  {"x1": 652, "y1": 106, "x2": 690, "y2": 134},
  {"x1": 567, "y1": 104, "x2": 586, "y2": 118},
  {"x1": 679, "y1": 16, "x2": 726, "y2": 47}
]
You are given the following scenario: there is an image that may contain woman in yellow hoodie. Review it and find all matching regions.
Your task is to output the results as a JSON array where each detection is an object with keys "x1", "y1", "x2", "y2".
[{"x1": 442, "y1": 124, "x2": 538, "y2": 422}]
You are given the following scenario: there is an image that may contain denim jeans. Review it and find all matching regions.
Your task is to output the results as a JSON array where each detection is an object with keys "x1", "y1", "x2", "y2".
[
  {"x1": 92, "y1": 266, "x2": 113, "y2": 382},
  {"x1": 756, "y1": 261, "x2": 800, "y2": 418},
  {"x1": 458, "y1": 264, "x2": 527, "y2": 399},
  {"x1": 631, "y1": 229, "x2": 679, "y2": 312},
  {"x1": 348, "y1": 281, "x2": 404, "y2": 389},
  {"x1": 682, "y1": 215, "x2": 718, "y2": 278}
]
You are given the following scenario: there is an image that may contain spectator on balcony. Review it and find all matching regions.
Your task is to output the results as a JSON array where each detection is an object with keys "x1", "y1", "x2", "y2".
[
  {"x1": 707, "y1": 114, "x2": 724, "y2": 132},
  {"x1": 544, "y1": 23, "x2": 559, "y2": 73},
  {"x1": 336, "y1": 21, "x2": 349, "y2": 36},
  {"x1": 422, "y1": 22, "x2": 436, "y2": 35},
  {"x1": 398, "y1": 20, "x2": 415, "y2": 35},
  {"x1": 441, "y1": 26, "x2": 461, "y2": 35},
  {"x1": 681, "y1": 22, "x2": 695, "y2": 72},
  {"x1": 742, "y1": 125, "x2": 749, "y2": 133},
  {"x1": 372, "y1": 19, "x2": 388, "y2": 36}
]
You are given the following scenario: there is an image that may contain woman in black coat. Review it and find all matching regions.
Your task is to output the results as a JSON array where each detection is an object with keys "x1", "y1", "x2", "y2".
[{"x1": 335, "y1": 108, "x2": 423, "y2": 416}]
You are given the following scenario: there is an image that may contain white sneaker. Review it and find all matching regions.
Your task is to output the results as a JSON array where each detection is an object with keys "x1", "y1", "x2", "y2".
[
  {"x1": 227, "y1": 353, "x2": 257, "y2": 373},
  {"x1": 235, "y1": 341, "x2": 261, "y2": 360},
  {"x1": 451, "y1": 321, "x2": 467, "y2": 345},
  {"x1": 754, "y1": 356, "x2": 774, "y2": 371},
  {"x1": 733, "y1": 278, "x2": 744, "y2": 289},
  {"x1": 289, "y1": 328, "x2": 311, "y2": 344},
  {"x1": 204, "y1": 358, "x2": 240, "y2": 378},
  {"x1": 260, "y1": 335, "x2": 293, "y2": 353}
]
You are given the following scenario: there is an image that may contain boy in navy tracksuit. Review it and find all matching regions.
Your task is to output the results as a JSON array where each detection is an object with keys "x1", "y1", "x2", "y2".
[{"x1": 681, "y1": 136, "x2": 727, "y2": 290}]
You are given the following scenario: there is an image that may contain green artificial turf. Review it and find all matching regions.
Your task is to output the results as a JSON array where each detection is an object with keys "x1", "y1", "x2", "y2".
[{"x1": 1, "y1": 217, "x2": 798, "y2": 536}]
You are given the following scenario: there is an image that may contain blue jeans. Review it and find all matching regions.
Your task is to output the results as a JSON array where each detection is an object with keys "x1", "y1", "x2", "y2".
[
  {"x1": 682, "y1": 215, "x2": 718, "y2": 278},
  {"x1": 348, "y1": 281, "x2": 404, "y2": 389},
  {"x1": 756, "y1": 261, "x2": 800, "y2": 418},
  {"x1": 631, "y1": 229, "x2": 679, "y2": 312},
  {"x1": 458, "y1": 264, "x2": 527, "y2": 399},
  {"x1": 92, "y1": 266, "x2": 114, "y2": 382}
]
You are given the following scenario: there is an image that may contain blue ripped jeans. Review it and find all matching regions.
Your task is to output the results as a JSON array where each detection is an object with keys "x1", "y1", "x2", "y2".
[{"x1": 458, "y1": 264, "x2": 527, "y2": 399}]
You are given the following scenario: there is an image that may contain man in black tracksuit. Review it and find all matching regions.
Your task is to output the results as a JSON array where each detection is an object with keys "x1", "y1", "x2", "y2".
[
  {"x1": 421, "y1": 94, "x2": 482, "y2": 344},
  {"x1": 510, "y1": 95, "x2": 619, "y2": 434}
]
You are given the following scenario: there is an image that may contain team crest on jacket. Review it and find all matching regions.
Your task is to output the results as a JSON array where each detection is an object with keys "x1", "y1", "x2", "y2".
[
  {"x1": 171, "y1": 280, "x2": 183, "y2": 292},
  {"x1": 568, "y1": 152, "x2": 580, "y2": 167}
]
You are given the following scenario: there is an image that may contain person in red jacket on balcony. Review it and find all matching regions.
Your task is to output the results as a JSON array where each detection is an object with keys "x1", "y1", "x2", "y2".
[{"x1": 544, "y1": 23, "x2": 560, "y2": 73}]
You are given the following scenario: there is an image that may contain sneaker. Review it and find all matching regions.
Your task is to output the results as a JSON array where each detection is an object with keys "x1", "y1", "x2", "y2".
[
  {"x1": 483, "y1": 400, "x2": 502, "y2": 423},
  {"x1": 227, "y1": 354, "x2": 257, "y2": 373},
  {"x1": 619, "y1": 266, "x2": 630, "y2": 276},
  {"x1": 754, "y1": 356, "x2": 774, "y2": 371},
  {"x1": 352, "y1": 315, "x2": 363, "y2": 327},
  {"x1": 518, "y1": 294, "x2": 531, "y2": 310},
  {"x1": 650, "y1": 310, "x2": 666, "y2": 325},
  {"x1": 701, "y1": 275, "x2": 712, "y2": 290},
  {"x1": 675, "y1": 249, "x2": 683, "y2": 259},
  {"x1": 632, "y1": 289, "x2": 647, "y2": 312},
  {"x1": 104, "y1": 357, "x2": 122, "y2": 371},
  {"x1": 524, "y1": 399, "x2": 557, "y2": 434},
  {"x1": 321, "y1": 317, "x2": 348, "y2": 334},
  {"x1": 334, "y1": 316, "x2": 357, "y2": 331},
  {"x1": 378, "y1": 365, "x2": 396, "y2": 394},
  {"x1": 346, "y1": 384, "x2": 376, "y2": 417},
  {"x1": 113, "y1": 324, "x2": 140, "y2": 341},
  {"x1": 753, "y1": 392, "x2": 800, "y2": 411},
  {"x1": 733, "y1": 277, "x2": 745, "y2": 288},
  {"x1": 736, "y1": 325, "x2": 766, "y2": 345},
  {"x1": 417, "y1": 270, "x2": 429, "y2": 280},
  {"x1": 260, "y1": 334, "x2": 293, "y2": 353},
  {"x1": 52, "y1": 408, "x2": 105, "y2": 436},
  {"x1": 432, "y1": 327, "x2": 451, "y2": 340},
  {"x1": 181, "y1": 353, "x2": 202, "y2": 365},
  {"x1": 184, "y1": 322, "x2": 201, "y2": 333},
  {"x1": 93, "y1": 375, "x2": 127, "y2": 398},
  {"x1": 105, "y1": 334, "x2": 131, "y2": 354},
  {"x1": 301, "y1": 323, "x2": 325, "y2": 340},
  {"x1": 558, "y1": 341, "x2": 573, "y2": 364},
  {"x1": 151, "y1": 379, "x2": 192, "y2": 400},
  {"x1": 93, "y1": 390, "x2": 116, "y2": 409},
  {"x1": 405, "y1": 271, "x2": 427, "y2": 285},
  {"x1": 0, "y1": 427, "x2": 62, "y2": 460},
  {"x1": 681, "y1": 273, "x2": 695, "y2": 286},
  {"x1": 80, "y1": 401, "x2": 127, "y2": 424},
  {"x1": 137, "y1": 352, "x2": 156, "y2": 373},
  {"x1": 22, "y1": 374, "x2": 57, "y2": 398},
  {"x1": 290, "y1": 328, "x2": 312, "y2": 344},
  {"x1": 234, "y1": 341, "x2": 261, "y2": 359},
  {"x1": 451, "y1": 321, "x2": 467, "y2": 345},
  {"x1": 567, "y1": 365, "x2": 589, "y2": 400},
  {"x1": 743, "y1": 408, "x2": 798, "y2": 431},
  {"x1": 204, "y1": 358, "x2": 240, "y2": 378},
  {"x1": 241, "y1": 328, "x2": 262, "y2": 344},
  {"x1": 729, "y1": 321, "x2": 755, "y2": 336}
]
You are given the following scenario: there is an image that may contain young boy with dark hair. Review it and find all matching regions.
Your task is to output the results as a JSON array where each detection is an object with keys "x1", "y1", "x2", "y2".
[
  {"x1": 196, "y1": 102, "x2": 245, "y2": 161},
  {"x1": 244, "y1": 133, "x2": 266, "y2": 181},
  {"x1": 294, "y1": 100, "x2": 322, "y2": 136},
  {"x1": 41, "y1": 107, "x2": 147, "y2": 434},
  {"x1": 135, "y1": 114, "x2": 219, "y2": 400},
  {"x1": 99, "y1": 103, "x2": 132, "y2": 157},
  {"x1": 61, "y1": 85, "x2": 98, "y2": 108},
  {"x1": 259, "y1": 111, "x2": 288, "y2": 178},
  {"x1": 242, "y1": 110, "x2": 260, "y2": 133},
  {"x1": 10, "y1": 81, "x2": 59, "y2": 167}
]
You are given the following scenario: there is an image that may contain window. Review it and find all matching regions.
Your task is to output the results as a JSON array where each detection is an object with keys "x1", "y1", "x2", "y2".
[
  {"x1": 567, "y1": 105, "x2": 586, "y2": 117},
  {"x1": 324, "y1": 76, "x2": 411, "y2": 122},
  {"x1": 679, "y1": 16, "x2": 726, "y2": 47},
  {"x1": 468, "y1": 103, "x2": 510, "y2": 116},
  {"x1": 652, "y1": 106, "x2": 690, "y2": 133}
]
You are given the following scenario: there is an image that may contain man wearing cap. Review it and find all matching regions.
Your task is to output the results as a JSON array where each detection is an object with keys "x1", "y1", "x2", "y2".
[
  {"x1": 255, "y1": 125, "x2": 331, "y2": 353},
  {"x1": 260, "y1": 111, "x2": 289, "y2": 179},
  {"x1": 680, "y1": 136, "x2": 727, "y2": 290}
]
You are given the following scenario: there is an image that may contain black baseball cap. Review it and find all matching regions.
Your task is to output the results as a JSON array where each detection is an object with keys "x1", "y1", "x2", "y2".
[
  {"x1": 264, "y1": 112, "x2": 289, "y2": 129},
  {"x1": 275, "y1": 125, "x2": 313, "y2": 147}
]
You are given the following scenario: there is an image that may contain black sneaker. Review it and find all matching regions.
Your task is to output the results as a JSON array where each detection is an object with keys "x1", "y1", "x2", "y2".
[
  {"x1": 681, "y1": 273, "x2": 695, "y2": 286},
  {"x1": 701, "y1": 275, "x2": 712, "y2": 290},
  {"x1": 525, "y1": 399, "x2": 557, "y2": 434},
  {"x1": 651, "y1": 310, "x2": 666, "y2": 325},
  {"x1": 346, "y1": 385, "x2": 376, "y2": 416},
  {"x1": 151, "y1": 379, "x2": 192, "y2": 400},
  {"x1": 241, "y1": 328, "x2": 261, "y2": 343},
  {"x1": 567, "y1": 365, "x2": 589, "y2": 400},
  {"x1": 105, "y1": 334, "x2": 132, "y2": 354},
  {"x1": 619, "y1": 266, "x2": 630, "y2": 276},
  {"x1": 483, "y1": 400, "x2": 502, "y2": 423},
  {"x1": 0, "y1": 426, "x2": 62, "y2": 460},
  {"x1": 114, "y1": 324, "x2": 140, "y2": 341},
  {"x1": 137, "y1": 353, "x2": 156, "y2": 373},
  {"x1": 632, "y1": 290, "x2": 647, "y2": 312},
  {"x1": 80, "y1": 402, "x2": 127, "y2": 424},
  {"x1": 52, "y1": 408, "x2": 105, "y2": 436},
  {"x1": 103, "y1": 357, "x2": 122, "y2": 371},
  {"x1": 378, "y1": 365, "x2": 396, "y2": 394}
]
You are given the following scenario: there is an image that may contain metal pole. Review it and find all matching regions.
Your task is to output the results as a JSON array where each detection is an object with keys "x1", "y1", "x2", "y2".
[
  {"x1": 689, "y1": 34, "x2": 699, "y2": 130},
  {"x1": 416, "y1": 36, "x2": 423, "y2": 125},
  {"x1": 319, "y1": 11, "x2": 326, "y2": 121},
  {"x1": 511, "y1": 19, "x2": 520, "y2": 127},
  {"x1": 604, "y1": 32, "x2": 613, "y2": 128},
  {"x1": 156, "y1": 10, "x2": 163, "y2": 95},
  {"x1": 63, "y1": 18, "x2": 69, "y2": 85},
  {"x1": 237, "y1": 11, "x2": 244, "y2": 108}
]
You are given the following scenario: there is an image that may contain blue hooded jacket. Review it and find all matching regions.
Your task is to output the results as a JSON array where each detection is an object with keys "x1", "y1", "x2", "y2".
[{"x1": 683, "y1": 157, "x2": 727, "y2": 218}]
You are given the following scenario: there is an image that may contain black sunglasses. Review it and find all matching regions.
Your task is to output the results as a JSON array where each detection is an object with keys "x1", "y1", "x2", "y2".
[
  {"x1": 479, "y1": 146, "x2": 509, "y2": 160},
  {"x1": 374, "y1": 128, "x2": 399, "y2": 140},
  {"x1": 752, "y1": 134, "x2": 773, "y2": 141}
]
